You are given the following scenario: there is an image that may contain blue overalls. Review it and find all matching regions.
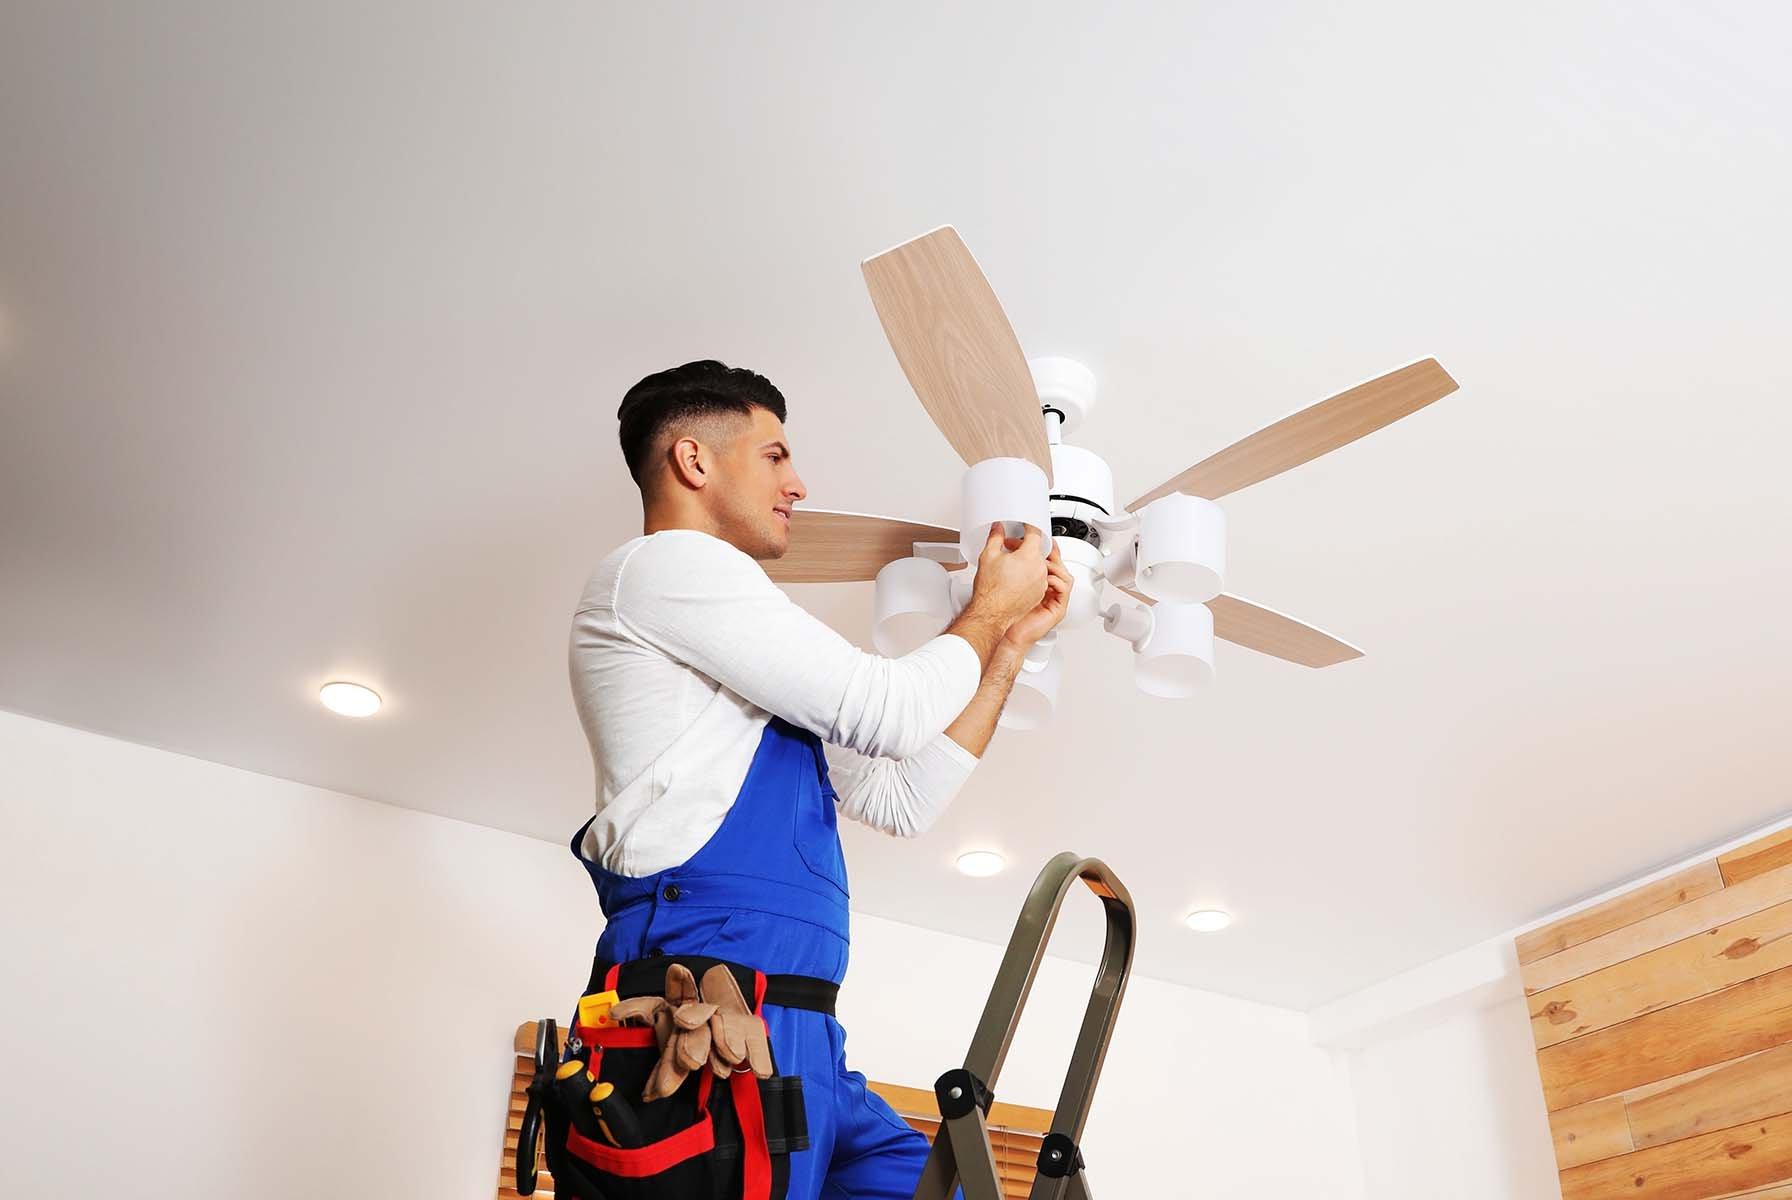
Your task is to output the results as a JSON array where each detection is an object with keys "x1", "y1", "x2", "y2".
[{"x1": 572, "y1": 717, "x2": 933, "y2": 1200}]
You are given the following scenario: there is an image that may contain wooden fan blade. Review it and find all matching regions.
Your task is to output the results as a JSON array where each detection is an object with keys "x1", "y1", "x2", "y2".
[
  {"x1": 861, "y1": 226, "x2": 1053, "y2": 483},
  {"x1": 1120, "y1": 587, "x2": 1363, "y2": 668},
  {"x1": 1128, "y1": 358, "x2": 1459, "y2": 509},
  {"x1": 764, "y1": 508, "x2": 961, "y2": 583},
  {"x1": 1208, "y1": 594, "x2": 1363, "y2": 667}
]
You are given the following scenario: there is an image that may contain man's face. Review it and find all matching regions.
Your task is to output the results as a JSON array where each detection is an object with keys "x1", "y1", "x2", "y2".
[{"x1": 709, "y1": 406, "x2": 807, "y2": 560}]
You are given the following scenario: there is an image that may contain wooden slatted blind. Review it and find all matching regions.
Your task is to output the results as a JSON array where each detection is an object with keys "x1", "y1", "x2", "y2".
[
  {"x1": 1519, "y1": 824, "x2": 1792, "y2": 1200},
  {"x1": 500, "y1": 1022, "x2": 562, "y2": 1200},
  {"x1": 866, "y1": 1080, "x2": 1051, "y2": 1200},
  {"x1": 497, "y1": 1023, "x2": 1051, "y2": 1199}
]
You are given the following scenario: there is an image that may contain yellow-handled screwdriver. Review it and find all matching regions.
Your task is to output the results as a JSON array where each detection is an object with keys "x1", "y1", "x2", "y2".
[
  {"x1": 551, "y1": 1061, "x2": 618, "y2": 1145},
  {"x1": 588, "y1": 1080, "x2": 644, "y2": 1148}
]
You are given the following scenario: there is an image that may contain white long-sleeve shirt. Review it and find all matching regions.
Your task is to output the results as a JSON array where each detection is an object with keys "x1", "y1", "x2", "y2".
[{"x1": 569, "y1": 529, "x2": 983, "y2": 877}]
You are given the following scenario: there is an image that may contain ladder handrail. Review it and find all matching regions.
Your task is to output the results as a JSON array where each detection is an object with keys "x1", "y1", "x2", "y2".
[{"x1": 912, "y1": 852, "x2": 1136, "y2": 1200}]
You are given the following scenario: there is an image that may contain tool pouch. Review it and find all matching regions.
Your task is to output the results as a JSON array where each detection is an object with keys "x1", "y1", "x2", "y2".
[{"x1": 517, "y1": 958, "x2": 811, "y2": 1200}]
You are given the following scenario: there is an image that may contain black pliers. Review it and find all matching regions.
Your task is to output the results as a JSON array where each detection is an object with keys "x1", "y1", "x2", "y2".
[{"x1": 515, "y1": 1018, "x2": 557, "y2": 1196}]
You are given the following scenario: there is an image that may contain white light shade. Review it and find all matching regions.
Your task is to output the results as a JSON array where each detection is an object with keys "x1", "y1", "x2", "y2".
[
  {"x1": 319, "y1": 681, "x2": 382, "y2": 717},
  {"x1": 873, "y1": 557, "x2": 954, "y2": 656},
  {"x1": 1137, "y1": 493, "x2": 1226, "y2": 604},
  {"x1": 999, "y1": 646, "x2": 1062, "y2": 730},
  {"x1": 1135, "y1": 602, "x2": 1215, "y2": 698},
  {"x1": 1185, "y1": 908, "x2": 1233, "y2": 933},
  {"x1": 948, "y1": 566, "x2": 976, "y2": 616},
  {"x1": 959, "y1": 457, "x2": 1052, "y2": 566},
  {"x1": 1053, "y1": 536, "x2": 1105, "y2": 629},
  {"x1": 956, "y1": 850, "x2": 1006, "y2": 877}
]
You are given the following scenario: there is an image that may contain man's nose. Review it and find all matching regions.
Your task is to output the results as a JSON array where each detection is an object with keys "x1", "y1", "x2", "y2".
[{"x1": 787, "y1": 474, "x2": 808, "y2": 502}]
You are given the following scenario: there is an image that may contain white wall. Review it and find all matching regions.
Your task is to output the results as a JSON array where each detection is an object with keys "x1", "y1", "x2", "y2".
[
  {"x1": 0, "y1": 709, "x2": 597, "y2": 1199},
  {"x1": 1308, "y1": 933, "x2": 1560, "y2": 1199},
  {"x1": 1343, "y1": 992, "x2": 1560, "y2": 1199},
  {"x1": 0, "y1": 709, "x2": 1362, "y2": 1198}
]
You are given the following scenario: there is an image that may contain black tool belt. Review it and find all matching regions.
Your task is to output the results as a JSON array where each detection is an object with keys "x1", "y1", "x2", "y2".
[
  {"x1": 517, "y1": 954, "x2": 830, "y2": 1200},
  {"x1": 590, "y1": 954, "x2": 840, "y2": 1018}
]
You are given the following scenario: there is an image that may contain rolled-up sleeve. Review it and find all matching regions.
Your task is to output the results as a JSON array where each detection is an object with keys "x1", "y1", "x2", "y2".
[{"x1": 611, "y1": 530, "x2": 981, "y2": 760}]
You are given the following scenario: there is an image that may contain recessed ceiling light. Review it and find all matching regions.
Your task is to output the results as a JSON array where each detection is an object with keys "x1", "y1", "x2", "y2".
[
  {"x1": 956, "y1": 851, "x2": 1005, "y2": 878},
  {"x1": 319, "y1": 681, "x2": 382, "y2": 717},
  {"x1": 1184, "y1": 908, "x2": 1233, "y2": 933}
]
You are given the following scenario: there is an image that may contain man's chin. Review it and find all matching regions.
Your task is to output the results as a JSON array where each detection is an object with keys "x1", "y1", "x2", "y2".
[{"x1": 753, "y1": 526, "x2": 790, "y2": 561}]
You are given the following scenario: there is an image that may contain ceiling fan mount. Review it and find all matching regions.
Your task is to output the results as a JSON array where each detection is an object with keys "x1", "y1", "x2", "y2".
[
  {"x1": 1030, "y1": 355, "x2": 1099, "y2": 437},
  {"x1": 770, "y1": 225, "x2": 1463, "y2": 727}
]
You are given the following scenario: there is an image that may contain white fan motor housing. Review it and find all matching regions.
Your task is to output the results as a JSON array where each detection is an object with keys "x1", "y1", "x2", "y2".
[{"x1": 1048, "y1": 442, "x2": 1115, "y2": 538}]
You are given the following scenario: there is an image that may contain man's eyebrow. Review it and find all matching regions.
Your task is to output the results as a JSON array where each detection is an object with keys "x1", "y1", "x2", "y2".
[{"x1": 760, "y1": 439, "x2": 792, "y2": 458}]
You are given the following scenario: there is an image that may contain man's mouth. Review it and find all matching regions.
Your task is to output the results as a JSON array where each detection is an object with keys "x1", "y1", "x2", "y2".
[{"x1": 772, "y1": 507, "x2": 791, "y2": 525}]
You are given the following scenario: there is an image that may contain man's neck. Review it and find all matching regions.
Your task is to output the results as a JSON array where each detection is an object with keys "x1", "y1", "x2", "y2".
[
  {"x1": 642, "y1": 507, "x2": 750, "y2": 558},
  {"x1": 641, "y1": 497, "x2": 719, "y2": 540}
]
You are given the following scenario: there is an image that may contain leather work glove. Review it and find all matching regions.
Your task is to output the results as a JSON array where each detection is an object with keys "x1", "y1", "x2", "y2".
[
  {"x1": 700, "y1": 964, "x2": 774, "y2": 1080},
  {"x1": 640, "y1": 964, "x2": 718, "y2": 1102},
  {"x1": 609, "y1": 995, "x2": 672, "y2": 1042}
]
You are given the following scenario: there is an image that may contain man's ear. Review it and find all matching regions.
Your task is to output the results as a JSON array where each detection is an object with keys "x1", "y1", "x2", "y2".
[{"x1": 667, "y1": 434, "x2": 709, "y2": 491}]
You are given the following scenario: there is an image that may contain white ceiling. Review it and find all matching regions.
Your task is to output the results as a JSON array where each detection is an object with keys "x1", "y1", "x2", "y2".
[{"x1": 4, "y1": 2, "x2": 1791, "y2": 1009}]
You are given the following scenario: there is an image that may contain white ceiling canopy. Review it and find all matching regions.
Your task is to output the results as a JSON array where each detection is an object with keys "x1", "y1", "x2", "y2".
[{"x1": 3, "y1": 2, "x2": 1790, "y2": 1008}]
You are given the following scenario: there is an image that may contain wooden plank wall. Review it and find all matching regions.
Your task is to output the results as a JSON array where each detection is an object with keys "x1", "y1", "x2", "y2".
[{"x1": 1519, "y1": 826, "x2": 1792, "y2": 1200}]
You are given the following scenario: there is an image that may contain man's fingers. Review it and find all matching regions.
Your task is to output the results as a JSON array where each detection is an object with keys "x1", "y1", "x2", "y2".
[
  {"x1": 986, "y1": 523, "x2": 1049, "y2": 557},
  {"x1": 977, "y1": 522, "x2": 1008, "y2": 567}
]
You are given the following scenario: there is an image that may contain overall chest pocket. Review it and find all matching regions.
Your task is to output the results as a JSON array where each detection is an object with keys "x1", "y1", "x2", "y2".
[{"x1": 792, "y1": 773, "x2": 849, "y2": 896}]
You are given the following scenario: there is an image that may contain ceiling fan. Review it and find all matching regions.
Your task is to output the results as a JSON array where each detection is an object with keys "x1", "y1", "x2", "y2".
[{"x1": 767, "y1": 225, "x2": 1460, "y2": 728}]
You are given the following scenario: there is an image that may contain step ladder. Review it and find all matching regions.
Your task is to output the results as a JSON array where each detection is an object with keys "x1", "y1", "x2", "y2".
[{"x1": 911, "y1": 852, "x2": 1136, "y2": 1200}]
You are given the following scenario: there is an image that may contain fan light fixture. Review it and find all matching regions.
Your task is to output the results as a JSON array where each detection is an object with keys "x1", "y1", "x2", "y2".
[
  {"x1": 958, "y1": 457, "x2": 1051, "y2": 565},
  {"x1": 872, "y1": 557, "x2": 954, "y2": 657},
  {"x1": 1136, "y1": 493, "x2": 1227, "y2": 604},
  {"x1": 1134, "y1": 602, "x2": 1216, "y2": 698},
  {"x1": 319, "y1": 681, "x2": 382, "y2": 717},
  {"x1": 999, "y1": 646, "x2": 1062, "y2": 730},
  {"x1": 1103, "y1": 601, "x2": 1216, "y2": 699}
]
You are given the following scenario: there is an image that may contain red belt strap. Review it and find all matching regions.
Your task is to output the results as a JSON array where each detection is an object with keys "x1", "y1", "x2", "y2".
[
  {"x1": 565, "y1": 1071, "x2": 719, "y2": 1177},
  {"x1": 730, "y1": 1069, "x2": 773, "y2": 1200}
]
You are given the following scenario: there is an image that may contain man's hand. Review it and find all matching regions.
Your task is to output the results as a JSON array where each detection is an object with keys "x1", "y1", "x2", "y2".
[
  {"x1": 967, "y1": 523, "x2": 1048, "y2": 626},
  {"x1": 943, "y1": 523, "x2": 1051, "y2": 671},
  {"x1": 1001, "y1": 542, "x2": 1072, "y2": 650},
  {"x1": 941, "y1": 538, "x2": 1072, "y2": 757}
]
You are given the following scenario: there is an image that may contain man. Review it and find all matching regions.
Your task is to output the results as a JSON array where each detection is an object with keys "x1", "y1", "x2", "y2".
[{"x1": 568, "y1": 359, "x2": 1070, "y2": 1198}]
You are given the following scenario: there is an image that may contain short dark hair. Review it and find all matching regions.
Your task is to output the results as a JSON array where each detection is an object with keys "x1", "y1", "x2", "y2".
[{"x1": 616, "y1": 360, "x2": 788, "y2": 485}]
